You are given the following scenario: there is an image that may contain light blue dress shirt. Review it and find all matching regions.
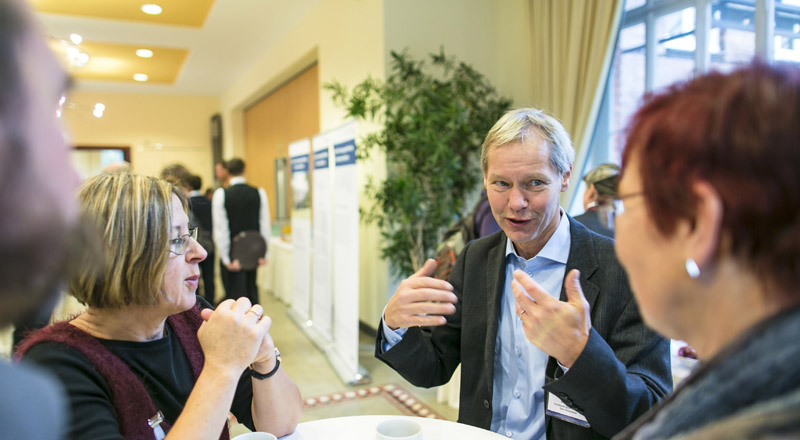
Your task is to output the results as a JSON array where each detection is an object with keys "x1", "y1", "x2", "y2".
[
  {"x1": 381, "y1": 212, "x2": 571, "y2": 440},
  {"x1": 491, "y1": 212, "x2": 570, "y2": 439}
]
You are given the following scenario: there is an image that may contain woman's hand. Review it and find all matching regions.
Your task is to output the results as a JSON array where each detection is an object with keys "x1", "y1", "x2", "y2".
[{"x1": 198, "y1": 298, "x2": 270, "y2": 376}]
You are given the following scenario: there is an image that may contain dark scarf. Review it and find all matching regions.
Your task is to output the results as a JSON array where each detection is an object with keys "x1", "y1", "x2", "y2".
[
  {"x1": 615, "y1": 304, "x2": 800, "y2": 440},
  {"x1": 15, "y1": 305, "x2": 230, "y2": 440}
]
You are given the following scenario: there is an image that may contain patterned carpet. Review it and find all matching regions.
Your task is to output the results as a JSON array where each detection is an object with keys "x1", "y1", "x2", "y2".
[{"x1": 300, "y1": 383, "x2": 445, "y2": 422}]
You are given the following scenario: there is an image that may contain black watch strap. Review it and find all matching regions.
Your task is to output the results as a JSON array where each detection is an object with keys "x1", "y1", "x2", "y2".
[{"x1": 249, "y1": 348, "x2": 281, "y2": 380}]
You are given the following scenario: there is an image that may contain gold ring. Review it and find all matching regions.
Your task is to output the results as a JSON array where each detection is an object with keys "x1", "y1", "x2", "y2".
[
  {"x1": 246, "y1": 307, "x2": 263, "y2": 319},
  {"x1": 518, "y1": 309, "x2": 526, "y2": 319}
]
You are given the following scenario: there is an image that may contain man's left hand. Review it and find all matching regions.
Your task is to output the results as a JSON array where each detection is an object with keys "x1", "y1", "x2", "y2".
[{"x1": 512, "y1": 269, "x2": 591, "y2": 368}]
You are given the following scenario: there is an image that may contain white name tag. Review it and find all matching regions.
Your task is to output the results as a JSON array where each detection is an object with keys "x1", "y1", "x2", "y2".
[{"x1": 546, "y1": 393, "x2": 591, "y2": 428}]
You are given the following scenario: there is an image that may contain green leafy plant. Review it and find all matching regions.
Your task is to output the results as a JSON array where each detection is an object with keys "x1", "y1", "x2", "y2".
[{"x1": 325, "y1": 49, "x2": 511, "y2": 276}]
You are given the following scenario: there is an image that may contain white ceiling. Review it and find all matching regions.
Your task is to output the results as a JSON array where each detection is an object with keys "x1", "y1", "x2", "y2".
[{"x1": 33, "y1": 0, "x2": 321, "y2": 96}]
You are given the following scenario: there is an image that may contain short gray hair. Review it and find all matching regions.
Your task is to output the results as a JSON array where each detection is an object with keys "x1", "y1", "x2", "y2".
[{"x1": 481, "y1": 108, "x2": 575, "y2": 176}]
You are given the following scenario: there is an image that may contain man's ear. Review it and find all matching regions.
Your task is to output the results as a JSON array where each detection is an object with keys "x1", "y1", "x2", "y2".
[
  {"x1": 687, "y1": 181, "x2": 724, "y2": 271},
  {"x1": 560, "y1": 166, "x2": 572, "y2": 192}
]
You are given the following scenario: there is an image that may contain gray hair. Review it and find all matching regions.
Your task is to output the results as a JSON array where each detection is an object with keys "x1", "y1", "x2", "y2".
[{"x1": 481, "y1": 108, "x2": 575, "y2": 176}]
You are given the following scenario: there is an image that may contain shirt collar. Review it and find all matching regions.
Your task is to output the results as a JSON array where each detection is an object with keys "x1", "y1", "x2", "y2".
[
  {"x1": 505, "y1": 209, "x2": 571, "y2": 264},
  {"x1": 229, "y1": 176, "x2": 246, "y2": 185},
  {"x1": 189, "y1": 190, "x2": 202, "y2": 197}
]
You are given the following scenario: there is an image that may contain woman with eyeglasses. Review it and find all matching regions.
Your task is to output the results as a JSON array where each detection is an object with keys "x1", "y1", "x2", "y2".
[
  {"x1": 608, "y1": 62, "x2": 800, "y2": 438},
  {"x1": 17, "y1": 173, "x2": 302, "y2": 439}
]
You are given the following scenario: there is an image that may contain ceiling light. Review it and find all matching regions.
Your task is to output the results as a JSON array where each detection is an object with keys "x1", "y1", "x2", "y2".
[
  {"x1": 66, "y1": 45, "x2": 90, "y2": 67},
  {"x1": 133, "y1": 73, "x2": 149, "y2": 82},
  {"x1": 136, "y1": 49, "x2": 153, "y2": 58},
  {"x1": 141, "y1": 4, "x2": 163, "y2": 15},
  {"x1": 69, "y1": 33, "x2": 82, "y2": 45},
  {"x1": 93, "y1": 103, "x2": 105, "y2": 118}
]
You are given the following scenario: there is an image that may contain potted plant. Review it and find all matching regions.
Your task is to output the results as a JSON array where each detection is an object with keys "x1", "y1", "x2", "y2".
[{"x1": 326, "y1": 49, "x2": 511, "y2": 276}]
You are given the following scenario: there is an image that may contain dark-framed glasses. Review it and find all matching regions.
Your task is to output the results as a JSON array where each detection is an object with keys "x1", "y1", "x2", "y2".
[
  {"x1": 169, "y1": 227, "x2": 198, "y2": 255},
  {"x1": 612, "y1": 192, "x2": 644, "y2": 216},
  {"x1": 597, "y1": 192, "x2": 644, "y2": 230}
]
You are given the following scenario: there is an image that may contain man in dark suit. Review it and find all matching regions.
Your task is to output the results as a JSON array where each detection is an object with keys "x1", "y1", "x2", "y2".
[
  {"x1": 212, "y1": 158, "x2": 270, "y2": 305},
  {"x1": 186, "y1": 174, "x2": 216, "y2": 304},
  {"x1": 376, "y1": 108, "x2": 671, "y2": 440}
]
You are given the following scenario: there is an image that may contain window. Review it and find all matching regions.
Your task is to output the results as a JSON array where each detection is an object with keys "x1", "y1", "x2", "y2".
[{"x1": 570, "y1": 0, "x2": 794, "y2": 215}]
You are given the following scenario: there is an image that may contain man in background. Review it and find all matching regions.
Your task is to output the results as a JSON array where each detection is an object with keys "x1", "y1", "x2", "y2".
[
  {"x1": 212, "y1": 158, "x2": 270, "y2": 305},
  {"x1": 573, "y1": 163, "x2": 619, "y2": 238},
  {"x1": 1, "y1": 0, "x2": 84, "y2": 436},
  {"x1": 186, "y1": 174, "x2": 216, "y2": 304}
]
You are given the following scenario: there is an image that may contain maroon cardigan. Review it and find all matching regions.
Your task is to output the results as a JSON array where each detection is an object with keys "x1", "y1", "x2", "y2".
[{"x1": 16, "y1": 306, "x2": 230, "y2": 440}]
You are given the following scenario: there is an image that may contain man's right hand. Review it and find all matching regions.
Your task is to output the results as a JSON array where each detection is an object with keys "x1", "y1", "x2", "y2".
[
  {"x1": 384, "y1": 258, "x2": 458, "y2": 330},
  {"x1": 226, "y1": 259, "x2": 242, "y2": 272}
]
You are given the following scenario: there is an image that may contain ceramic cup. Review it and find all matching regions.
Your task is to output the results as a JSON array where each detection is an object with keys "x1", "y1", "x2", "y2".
[
  {"x1": 376, "y1": 419, "x2": 422, "y2": 440},
  {"x1": 232, "y1": 432, "x2": 278, "y2": 440}
]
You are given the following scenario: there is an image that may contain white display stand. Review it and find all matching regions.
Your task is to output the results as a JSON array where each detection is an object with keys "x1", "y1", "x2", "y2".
[{"x1": 288, "y1": 139, "x2": 312, "y2": 326}]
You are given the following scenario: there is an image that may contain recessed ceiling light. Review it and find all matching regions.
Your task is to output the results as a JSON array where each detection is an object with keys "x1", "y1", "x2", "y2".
[
  {"x1": 69, "y1": 33, "x2": 82, "y2": 45},
  {"x1": 136, "y1": 49, "x2": 154, "y2": 58},
  {"x1": 133, "y1": 73, "x2": 149, "y2": 82},
  {"x1": 141, "y1": 4, "x2": 163, "y2": 15}
]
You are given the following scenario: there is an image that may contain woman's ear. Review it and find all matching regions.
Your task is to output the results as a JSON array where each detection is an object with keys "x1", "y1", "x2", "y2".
[{"x1": 687, "y1": 180, "x2": 724, "y2": 271}]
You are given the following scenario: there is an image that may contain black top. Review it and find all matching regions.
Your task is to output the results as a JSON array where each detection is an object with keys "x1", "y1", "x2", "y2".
[
  {"x1": 189, "y1": 195, "x2": 213, "y2": 232},
  {"x1": 25, "y1": 299, "x2": 255, "y2": 440},
  {"x1": 224, "y1": 183, "x2": 261, "y2": 239}
]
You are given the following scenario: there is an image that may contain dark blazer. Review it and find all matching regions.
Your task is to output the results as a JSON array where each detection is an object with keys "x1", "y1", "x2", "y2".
[
  {"x1": 189, "y1": 195, "x2": 213, "y2": 232},
  {"x1": 376, "y1": 216, "x2": 671, "y2": 440}
]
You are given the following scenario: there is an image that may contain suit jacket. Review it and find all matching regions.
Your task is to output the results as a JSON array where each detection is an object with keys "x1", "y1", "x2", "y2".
[
  {"x1": 376, "y1": 216, "x2": 671, "y2": 440},
  {"x1": 189, "y1": 195, "x2": 213, "y2": 232}
]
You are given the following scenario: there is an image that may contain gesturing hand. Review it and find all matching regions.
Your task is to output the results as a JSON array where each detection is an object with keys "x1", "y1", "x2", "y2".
[
  {"x1": 383, "y1": 258, "x2": 458, "y2": 330},
  {"x1": 512, "y1": 269, "x2": 591, "y2": 368}
]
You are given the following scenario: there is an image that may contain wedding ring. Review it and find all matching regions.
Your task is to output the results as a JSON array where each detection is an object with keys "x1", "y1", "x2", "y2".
[
  {"x1": 246, "y1": 305, "x2": 263, "y2": 319},
  {"x1": 518, "y1": 309, "x2": 526, "y2": 319}
]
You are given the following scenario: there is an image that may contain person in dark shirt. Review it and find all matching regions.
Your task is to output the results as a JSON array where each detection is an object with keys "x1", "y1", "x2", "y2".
[
  {"x1": 574, "y1": 163, "x2": 619, "y2": 237},
  {"x1": 187, "y1": 174, "x2": 216, "y2": 305},
  {"x1": 20, "y1": 173, "x2": 301, "y2": 439}
]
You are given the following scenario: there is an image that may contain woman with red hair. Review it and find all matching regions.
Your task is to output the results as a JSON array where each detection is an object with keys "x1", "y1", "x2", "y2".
[{"x1": 613, "y1": 62, "x2": 800, "y2": 438}]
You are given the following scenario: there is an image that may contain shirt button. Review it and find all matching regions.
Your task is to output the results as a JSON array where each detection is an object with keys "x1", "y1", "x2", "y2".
[
  {"x1": 484, "y1": 399, "x2": 490, "y2": 409},
  {"x1": 514, "y1": 391, "x2": 521, "y2": 398},
  {"x1": 515, "y1": 349, "x2": 522, "y2": 357},
  {"x1": 506, "y1": 431, "x2": 512, "y2": 437}
]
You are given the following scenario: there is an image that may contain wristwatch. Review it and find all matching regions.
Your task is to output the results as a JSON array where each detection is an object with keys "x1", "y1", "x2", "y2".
[{"x1": 249, "y1": 347, "x2": 281, "y2": 380}]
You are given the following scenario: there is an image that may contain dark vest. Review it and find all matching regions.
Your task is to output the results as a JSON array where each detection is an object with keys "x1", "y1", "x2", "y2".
[
  {"x1": 224, "y1": 183, "x2": 260, "y2": 239},
  {"x1": 15, "y1": 307, "x2": 230, "y2": 440}
]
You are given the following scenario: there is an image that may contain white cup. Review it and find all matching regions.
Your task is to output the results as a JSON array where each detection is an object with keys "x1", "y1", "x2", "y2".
[
  {"x1": 232, "y1": 432, "x2": 278, "y2": 440},
  {"x1": 376, "y1": 419, "x2": 422, "y2": 440}
]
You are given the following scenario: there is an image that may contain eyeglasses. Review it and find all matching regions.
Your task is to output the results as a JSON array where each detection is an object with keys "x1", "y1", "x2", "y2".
[
  {"x1": 169, "y1": 228, "x2": 198, "y2": 255},
  {"x1": 612, "y1": 192, "x2": 644, "y2": 215}
]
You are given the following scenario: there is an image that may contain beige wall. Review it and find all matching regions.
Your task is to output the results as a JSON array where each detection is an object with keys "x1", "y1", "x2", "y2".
[
  {"x1": 63, "y1": 91, "x2": 220, "y2": 189},
  {"x1": 219, "y1": 0, "x2": 388, "y2": 328},
  {"x1": 384, "y1": 0, "x2": 533, "y2": 108}
]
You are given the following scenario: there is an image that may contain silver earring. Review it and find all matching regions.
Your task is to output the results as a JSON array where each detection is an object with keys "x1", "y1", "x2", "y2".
[{"x1": 685, "y1": 258, "x2": 700, "y2": 279}]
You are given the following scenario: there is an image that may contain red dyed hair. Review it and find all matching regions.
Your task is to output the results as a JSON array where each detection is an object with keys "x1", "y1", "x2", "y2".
[{"x1": 622, "y1": 61, "x2": 800, "y2": 298}]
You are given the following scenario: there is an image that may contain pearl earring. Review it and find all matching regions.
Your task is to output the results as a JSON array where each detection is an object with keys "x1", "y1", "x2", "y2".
[{"x1": 685, "y1": 258, "x2": 700, "y2": 279}]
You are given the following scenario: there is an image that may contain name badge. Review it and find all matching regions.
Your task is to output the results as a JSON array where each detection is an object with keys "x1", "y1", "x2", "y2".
[{"x1": 546, "y1": 393, "x2": 591, "y2": 428}]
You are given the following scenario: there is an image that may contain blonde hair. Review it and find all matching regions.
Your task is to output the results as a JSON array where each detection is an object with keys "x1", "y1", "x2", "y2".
[
  {"x1": 71, "y1": 173, "x2": 187, "y2": 308},
  {"x1": 481, "y1": 108, "x2": 575, "y2": 176}
]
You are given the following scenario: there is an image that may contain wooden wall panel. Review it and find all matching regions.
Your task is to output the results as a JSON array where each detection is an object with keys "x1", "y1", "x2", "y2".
[{"x1": 244, "y1": 63, "x2": 319, "y2": 222}]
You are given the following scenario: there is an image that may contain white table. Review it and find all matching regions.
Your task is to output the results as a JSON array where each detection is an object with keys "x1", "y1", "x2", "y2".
[{"x1": 280, "y1": 415, "x2": 507, "y2": 440}]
